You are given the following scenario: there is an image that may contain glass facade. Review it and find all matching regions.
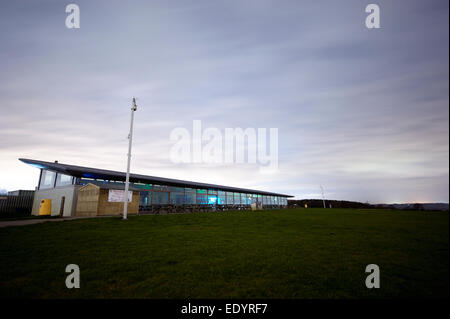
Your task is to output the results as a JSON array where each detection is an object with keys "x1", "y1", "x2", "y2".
[
  {"x1": 207, "y1": 190, "x2": 217, "y2": 205},
  {"x1": 234, "y1": 192, "x2": 241, "y2": 205},
  {"x1": 55, "y1": 173, "x2": 73, "y2": 187},
  {"x1": 218, "y1": 191, "x2": 225, "y2": 205},
  {"x1": 39, "y1": 170, "x2": 56, "y2": 189},
  {"x1": 197, "y1": 193, "x2": 207, "y2": 205},
  {"x1": 77, "y1": 177, "x2": 124, "y2": 187},
  {"x1": 153, "y1": 191, "x2": 169, "y2": 205},
  {"x1": 134, "y1": 183, "x2": 152, "y2": 190},
  {"x1": 226, "y1": 192, "x2": 234, "y2": 205},
  {"x1": 169, "y1": 187, "x2": 185, "y2": 205},
  {"x1": 153, "y1": 184, "x2": 169, "y2": 192},
  {"x1": 38, "y1": 169, "x2": 289, "y2": 209},
  {"x1": 139, "y1": 191, "x2": 152, "y2": 207},
  {"x1": 207, "y1": 195, "x2": 217, "y2": 205},
  {"x1": 185, "y1": 188, "x2": 196, "y2": 204}
]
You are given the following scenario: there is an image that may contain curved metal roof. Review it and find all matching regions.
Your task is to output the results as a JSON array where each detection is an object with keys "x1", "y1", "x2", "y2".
[{"x1": 20, "y1": 158, "x2": 293, "y2": 197}]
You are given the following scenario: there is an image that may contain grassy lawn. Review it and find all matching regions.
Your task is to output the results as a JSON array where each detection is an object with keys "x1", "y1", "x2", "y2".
[
  {"x1": 0, "y1": 215, "x2": 58, "y2": 222},
  {"x1": 0, "y1": 208, "x2": 448, "y2": 299}
]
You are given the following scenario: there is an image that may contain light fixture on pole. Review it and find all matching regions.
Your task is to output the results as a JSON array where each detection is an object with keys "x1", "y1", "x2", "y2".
[
  {"x1": 123, "y1": 97, "x2": 137, "y2": 220},
  {"x1": 320, "y1": 185, "x2": 326, "y2": 208}
]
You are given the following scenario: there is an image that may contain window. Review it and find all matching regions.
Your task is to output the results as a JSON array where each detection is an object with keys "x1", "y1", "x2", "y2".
[
  {"x1": 197, "y1": 194, "x2": 207, "y2": 205},
  {"x1": 134, "y1": 183, "x2": 152, "y2": 190},
  {"x1": 39, "y1": 170, "x2": 56, "y2": 189},
  {"x1": 239, "y1": 193, "x2": 245, "y2": 205},
  {"x1": 207, "y1": 195, "x2": 217, "y2": 205},
  {"x1": 207, "y1": 190, "x2": 218, "y2": 205},
  {"x1": 170, "y1": 189, "x2": 185, "y2": 205},
  {"x1": 218, "y1": 191, "x2": 225, "y2": 205},
  {"x1": 246, "y1": 194, "x2": 252, "y2": 205},
  {"x1": 234, "y1": 192, "x2": 241, "y2": 205},
  {"x1": 55, "y1": 173, "x2": 73, "y2": 187},
  {"x1": 257, "y1": 194, "x2": 262, "y2": 204},
  {"x1": 226, "y1": 192, "x2": 234, "y2": 205},
  {"x1": 79, "y1": 178, "x2": 100, "y2": 186},
  {"x1": 153, "y1": 184, "x2": 169, "y2": 192},
  {"x1": 185, "y1": 188, "x2": 196, "y2": 205},
  {"x1": 139, "y1": 191, "x2": 152, "y2": 207},
  {"x1": 153, "y1": 192, "x2": 169, "y2": 205}
]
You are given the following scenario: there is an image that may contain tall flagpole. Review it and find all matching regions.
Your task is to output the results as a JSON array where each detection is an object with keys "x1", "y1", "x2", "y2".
[
  {"x1": 123, "y1": 97, "x2": 137, "y2": 220},
  {"x1": 320, "y1": 185, "x2": 326, "y2": 208}
]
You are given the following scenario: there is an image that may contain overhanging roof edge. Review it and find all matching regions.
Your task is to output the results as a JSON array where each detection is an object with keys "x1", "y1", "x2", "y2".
[{"x1": 19, "y1": 158, "x2": 294, "y2": 197}]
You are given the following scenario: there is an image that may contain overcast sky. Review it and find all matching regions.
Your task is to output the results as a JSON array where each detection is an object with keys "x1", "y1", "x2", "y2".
[{"x1": 0, "y1": 0, "x2": 448, "y2": 203}]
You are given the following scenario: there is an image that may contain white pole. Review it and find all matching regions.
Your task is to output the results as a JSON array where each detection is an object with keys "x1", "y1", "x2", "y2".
[
  {"x1": 320, "y1": 185, "x2": 326, "y2": 208},
  {"x1": 123, "y1": 97, "x2": 137, "y2": 220}
]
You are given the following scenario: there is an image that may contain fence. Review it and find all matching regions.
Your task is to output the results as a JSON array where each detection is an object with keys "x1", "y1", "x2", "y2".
[{"x1": 0, "y1": 194, "x2": 34, "y2": 216}]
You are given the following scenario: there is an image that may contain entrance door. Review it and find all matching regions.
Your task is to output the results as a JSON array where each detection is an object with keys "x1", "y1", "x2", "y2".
[
  {"x1": 59, "y1": 196, "x2": 65, "y2": 217},
  {"x1": 139, "y1": 191, "x2": 152, "y2": 212}
]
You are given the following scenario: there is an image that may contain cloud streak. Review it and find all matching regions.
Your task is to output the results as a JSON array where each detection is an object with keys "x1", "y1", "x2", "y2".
[{"x1": 0, "y1": 0, "x2": 448, "y2": 203}]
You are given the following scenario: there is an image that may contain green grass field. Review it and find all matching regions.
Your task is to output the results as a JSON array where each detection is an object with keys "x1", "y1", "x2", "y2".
[{"x1": 0, "y1": 208, "x2": 448, "y2": 299}]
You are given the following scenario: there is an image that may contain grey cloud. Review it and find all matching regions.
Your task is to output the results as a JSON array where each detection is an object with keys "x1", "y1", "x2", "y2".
[{"x1": 0, "y1": 0, "x2": 448, "y2": 203}]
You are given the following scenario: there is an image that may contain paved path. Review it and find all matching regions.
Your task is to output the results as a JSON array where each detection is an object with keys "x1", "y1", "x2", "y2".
[{"x1": 0, "y1": 216, "x2": 113, "y2": 228}]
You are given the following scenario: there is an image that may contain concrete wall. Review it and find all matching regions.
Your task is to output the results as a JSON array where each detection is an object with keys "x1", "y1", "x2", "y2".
[{"x1": 32, "y1": 185, "x2": 80, "y2": 217}]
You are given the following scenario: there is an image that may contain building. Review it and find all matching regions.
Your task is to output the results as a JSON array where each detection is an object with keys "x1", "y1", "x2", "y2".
[
  {"x1": 7, "y1": 189, "x2": 34, "y2": 197},
  {"x1": 0, "y1": 190, "x2": 34, "y2": 216},
  {"x1": 20, "y1": 158, "x2": 292, "y2": 217}
]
